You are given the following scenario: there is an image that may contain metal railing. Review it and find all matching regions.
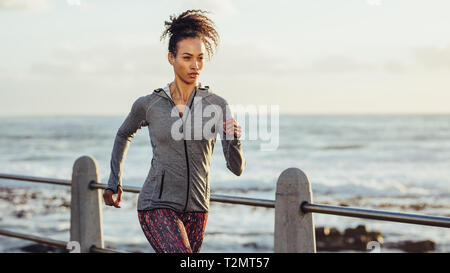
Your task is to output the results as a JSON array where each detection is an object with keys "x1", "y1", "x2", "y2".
[
  {"x1": 2, "y1": 172, "x2": 448, "y2": 227},
  {"x1": 0, "y1": 173, "x2": 71, "y2": 186},
  {"x1": 301, "y1": 203, "x2": 450, "y2": 228},
  {"x1": 0, "y1": 229, "x2": 68, "y2": 249},
  {"x1": 0, "y1": 228, "x2": 120, "y2": 253},
  {"x1": 1, "y1": 156, "x2": 449, "y2": 253},
  {"x1": 89, "y1": 182, "x2": 276, "y2": 208}
]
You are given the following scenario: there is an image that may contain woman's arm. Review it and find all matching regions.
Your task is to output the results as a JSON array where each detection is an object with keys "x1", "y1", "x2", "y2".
[
  {"x1": 106, "y1": 96, "x2": 149, "y2": 195},
  {"x1": 221, "y1": 103, "x2": 245, "y2": 176}
]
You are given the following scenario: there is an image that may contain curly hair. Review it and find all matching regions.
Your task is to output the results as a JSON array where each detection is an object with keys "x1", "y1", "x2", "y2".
[{"x1": 160, "y1": 9, "x2": 220, "y2": 60}]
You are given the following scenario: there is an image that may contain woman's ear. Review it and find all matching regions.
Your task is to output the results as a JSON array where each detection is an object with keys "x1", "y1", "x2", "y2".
[{"x1": 168, "y1": 52, "x2": 174, "y2": 66}]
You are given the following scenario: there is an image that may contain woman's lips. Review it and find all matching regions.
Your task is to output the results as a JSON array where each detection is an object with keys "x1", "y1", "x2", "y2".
[{"x1": 189, "y1": 73, "x2": 199, "y2": 78}]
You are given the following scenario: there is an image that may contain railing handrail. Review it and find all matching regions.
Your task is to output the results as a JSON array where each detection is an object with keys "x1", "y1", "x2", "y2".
[
  {"x1": 0, "y1": 173, "x2": 71, "y2": 186},
  {"x1": 302, "y1": 202, "x2": 450, "y2": 228},
  {"x1": 1, "y1": 173, "x2": 449, "y2": 228},
  {"x1": 0, "y1": 173, "x2": 275, "y2": 208},
  {"x1": 0, "y1": 228, "x2": 120, "y2": 253},
  {"x1": 0, "y1": 228, "x2": 68, "y2": 248},
  {"x1": 89, "y1": 181, "x2": 276, "y2": 208}
]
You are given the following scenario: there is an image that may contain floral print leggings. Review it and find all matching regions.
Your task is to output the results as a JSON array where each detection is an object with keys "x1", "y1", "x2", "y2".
[{"x1": 138, "y1": 208, "x2": 208, "y2": 253}]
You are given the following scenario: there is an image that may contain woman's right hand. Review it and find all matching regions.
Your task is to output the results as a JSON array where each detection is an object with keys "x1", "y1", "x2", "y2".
[{"x1": 103, "y1": 186, "x2": 123, "y2": 208}]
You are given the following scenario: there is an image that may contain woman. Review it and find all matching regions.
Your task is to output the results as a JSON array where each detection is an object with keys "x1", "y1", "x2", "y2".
[{"x1": 103, "y1": 10, "x2": 245, "y2": 253}]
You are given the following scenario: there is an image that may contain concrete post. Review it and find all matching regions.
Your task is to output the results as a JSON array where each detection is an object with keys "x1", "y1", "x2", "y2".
[
  {"x1": 70, "y1": 155, "x2": 104, "y2": 253},
  {"x1": 274, "y1": 168, "x2": 316, "y2": 252}
]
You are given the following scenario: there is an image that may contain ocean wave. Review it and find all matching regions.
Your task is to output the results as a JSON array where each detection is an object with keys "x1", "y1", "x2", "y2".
[
  {"x1": 311, "y1": 182, "x2": 437, "y2": 198},
  {"x1": 321, "y1": 144, "x2": 365, "y2": 150},
  {"x1": 11, "y1": 155, "x2": 67, "y2": 162}
]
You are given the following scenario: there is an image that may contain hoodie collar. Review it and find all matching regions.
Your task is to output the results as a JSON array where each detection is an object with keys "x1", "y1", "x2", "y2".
[
  {"x1": 162, "y1": 82, "x2": 172, "y2": 100},
  {"x1": 154, "y1": 83, "x2": 212, "y2": 101}
]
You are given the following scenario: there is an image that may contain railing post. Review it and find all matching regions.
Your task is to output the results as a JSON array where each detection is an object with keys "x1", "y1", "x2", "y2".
[
  {"x1": 70, "y1": 155, "x2": 104, "y2": 253},
  {"x1": 274, "y1": 168, "x2": 316, "y2": 252}
]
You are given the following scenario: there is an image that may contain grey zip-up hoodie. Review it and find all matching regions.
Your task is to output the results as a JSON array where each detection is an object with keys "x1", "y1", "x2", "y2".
[{"x1": 106, "y1": 85, "x2": 245, "y2": 212}]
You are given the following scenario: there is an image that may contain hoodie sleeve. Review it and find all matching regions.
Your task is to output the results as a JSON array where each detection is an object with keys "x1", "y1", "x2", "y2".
[
  {"x1": 220, "y1": 100, "x2": 246, "y2": 176},
  {"x1": 106, "y1": 96, "x2": 149, "y2": 193}
]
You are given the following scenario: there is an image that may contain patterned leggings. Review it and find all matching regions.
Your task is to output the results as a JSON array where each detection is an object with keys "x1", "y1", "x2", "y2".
[{"x1": 138, "y1": 209, "x2": 208, "y2": 253}]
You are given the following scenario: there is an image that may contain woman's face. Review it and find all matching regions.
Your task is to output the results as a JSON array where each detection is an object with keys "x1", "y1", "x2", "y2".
[{"x1": 169, "y1": 37, "x2": 205, "y2": 85}]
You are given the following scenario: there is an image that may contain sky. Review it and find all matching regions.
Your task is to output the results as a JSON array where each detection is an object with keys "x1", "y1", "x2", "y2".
[{"x1": 0, "y1": 0, "x2": 449, "y2": 116}]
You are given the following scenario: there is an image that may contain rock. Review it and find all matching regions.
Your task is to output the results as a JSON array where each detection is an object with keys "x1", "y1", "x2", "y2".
[
  {"x1": 408, "y1": 203, "x2": 427, "y2": 211},
  {"x1": 243, "y1": 242, "x2": 259, "y2": 249},
  {"x1": 344, "y1": 225, "x2": 368, "y2": 237},
  {"x1": 315, "y1": 226, "x2": 344, "y2": 251},
  {"x1": 20, "y1": 243, "x2": 67, "y2": 253},
  {"x1": 316, "y1": 225, "x2": 384, "y2": 252},
  {"x1": 14, "y1": 210, "x2": 30, "y2": 219},
  {"x1": 315, "y1": 227, "x2": 341, "y2": 240},
  {"x1": 316, "y1": 225, "x2": 435, "y2": 252},
  {"x1": 385, "y1": 240, "x2": 435, "y2": 253},
  {"x1": 242, "y1": 242, "x2": 270, "y2": 250},
  {"x1": 59, "y1": 201, "x2": 70, "y2": 209}
]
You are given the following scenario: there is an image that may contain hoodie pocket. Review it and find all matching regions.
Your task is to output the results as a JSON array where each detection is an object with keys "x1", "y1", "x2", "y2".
[{"x1": 158, "y1": 170, "x2": 165, "y2": 199}]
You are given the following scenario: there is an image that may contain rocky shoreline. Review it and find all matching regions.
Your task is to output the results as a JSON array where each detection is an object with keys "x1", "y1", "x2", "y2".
[
  {"x1": 0, "y1": 186, "x2": 441, "y2": 253},
  {"x1": 13, "y1": 224, "x2": 436, "y2": 253},
  {"x1": 315, "y1": 225, "x2": 435, "y2": 252}
]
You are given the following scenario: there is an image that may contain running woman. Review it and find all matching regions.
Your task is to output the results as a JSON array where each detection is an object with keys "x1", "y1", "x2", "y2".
[{"x1": 103, "y1": 9, "x2": 245, "y2": 253}]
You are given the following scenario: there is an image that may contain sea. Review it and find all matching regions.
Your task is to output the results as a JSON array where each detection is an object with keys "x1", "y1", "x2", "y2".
[{"x1": 0, "y1": 114, "x2": 449, "y2": 252}]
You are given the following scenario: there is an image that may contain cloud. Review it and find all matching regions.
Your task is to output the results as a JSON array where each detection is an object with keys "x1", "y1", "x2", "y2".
[
  {"x1": 289, "y1": 54, "x2": 413, "y2": 75},
  {"x1": 383, "y1": 60, "x2": 407, "y2": 74},
  {"x1": 181, "y1": 0, "x2": 238, "y2": 17},
  {"x1": 29, "y1": 41, "x2": 170, "y2": 78},
  {"x1": 203, "y1": 42, "x2": 412, "y2": 78},
  {"x1": 305, "y1": 55, "x2": 378, "y2": 74},
  {"x1": 413, "y1": 45, "x2": 450, "y2": 70},
  {"x1": 300, "y1": 45, "x2": 450, "y2": 75},
  {"x1": 0, "y1": 0, "x2": 51, "y2": 11},
  {"x1": 206, "y1": 41, "x2": 295, "y2": 76},
  {"x1": 28, "y1": 41, "x2": 428, "y2": 83}
]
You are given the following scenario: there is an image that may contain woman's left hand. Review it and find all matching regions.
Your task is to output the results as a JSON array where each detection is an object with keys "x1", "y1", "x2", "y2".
[{"x1": 223, "y1": 118, "x2": 242, "y2": 139}]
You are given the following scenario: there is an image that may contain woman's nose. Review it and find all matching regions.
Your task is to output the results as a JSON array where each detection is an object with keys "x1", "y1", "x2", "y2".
[{"x1": 191, "y1": 60, "x2": 200, "y2": 69}]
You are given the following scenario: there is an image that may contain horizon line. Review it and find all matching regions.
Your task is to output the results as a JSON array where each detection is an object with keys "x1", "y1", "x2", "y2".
[{"x1": 1, "y1": 112, "x2": 450, "y2": 118}]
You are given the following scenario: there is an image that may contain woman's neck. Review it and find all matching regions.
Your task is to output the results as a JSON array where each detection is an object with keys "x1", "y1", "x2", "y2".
[{"x1": 170, "y1": 78, "x2": 200, "y2": 102}]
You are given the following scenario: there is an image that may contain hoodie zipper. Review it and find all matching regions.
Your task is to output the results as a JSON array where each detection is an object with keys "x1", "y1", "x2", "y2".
[
  {"x1": 160, "y1": 87, "x2": 196, "y2": 212},
  {"x1": 183, "y1": 89, "x2": 196, "y2": 211}
]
